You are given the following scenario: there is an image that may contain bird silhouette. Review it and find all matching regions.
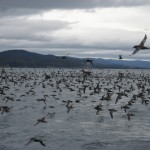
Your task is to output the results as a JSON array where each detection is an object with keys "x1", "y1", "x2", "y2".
[
  {"x1": 119, "y1": 54, "x2": 123, "y2": 60},
  {"x1": 109, "y1": 109, "x2": 117, "y2": 119},
  {"x1": 26, "y1": 137, "x2": 46, "y2": 147},
  {"x1": 131, "y1": 34, "x2": 149, "y2": 55},
  {"x1": 84, "y1": 59, "x2": 94, "y2": 66}
]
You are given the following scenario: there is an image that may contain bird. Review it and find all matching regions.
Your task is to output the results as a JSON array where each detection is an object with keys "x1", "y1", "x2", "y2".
[
  {"x1": 34, "y1": 112, "x2": 52, "y2": 126},
  {"x1": 25, "y1": 137, "x2": 46, "y2": 147},
  {"x1": 109, "y1": 109, "x2": 117, "y2": 119},
  {"x1": 121, "y1": 104, "x2": 130, "y2": 113},
  {"x1": 0, "y1": 106, "x2": 11, "y2": 115},
  {"x1": 94, "y1": 103, "x2": 103, "y2": 115},
  {"x1": 36, "y1": 98, "x2": 47, "y2": 105},
  {"x1": 119, "y1": 54, "x2": 123, "y2": 60},
  {"x1": 84, "y1": 59, "x2": 94, "y2": 66},
  {"x1": 66, "y1": 100, "x2": 74, "y2": 113},
  {"x1": 127, "y1": 113, "x2": 135, "y2": 121},
  {"x1": 34, "y1": 116, "x2": 47, "y2": 126},
  {"x1": 131, "y1": 34, "x2": 149, "y2": 55}
]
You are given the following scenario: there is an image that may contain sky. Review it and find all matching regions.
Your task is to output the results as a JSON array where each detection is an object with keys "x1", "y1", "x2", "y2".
[{"x1": 0, "y1": 0, "x2": 150, "y2": 60}]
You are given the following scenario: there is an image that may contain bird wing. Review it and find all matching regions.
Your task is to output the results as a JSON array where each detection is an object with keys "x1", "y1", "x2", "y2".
[
  {"x1": 96, "y1": 109, "x2": 100, "y2": 115},
  {"x1": 131, "y1": 48, "x2": 140, "y2": 55},
  {"x1": 140, "y1": 34, "x2": 147, "y2": 46},
  {"x1": 25, "y1": 140, "x2": 33, "y2": 146},
  {"x1": 127, "y1": 114, "x2": 130, "y2": 121},
  {"x1": 90, "y1": 61, "x2": 94, "y2": 66},
  {"x1": 110, "y1": 111, "x2": 113, "y2": 119},
  {"x1": 1, "y1": 108, "x2": 5, "y2": 115},
  {"x1": 115, "y1": 95, "x2": 120, "y2": 104},
  {"x1": 34, "y1": 121, "x2": 40, "y2": 126},
  {"x1": 40, "y1": 141, "x2": 46, "y2": 147}
]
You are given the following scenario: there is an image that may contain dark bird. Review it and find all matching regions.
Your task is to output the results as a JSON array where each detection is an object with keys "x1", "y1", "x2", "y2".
[
  {"x1": 26, "y1": 137, "x2": 46, "y2": 147},
  {"x1": 34, "y1": 112, "x2": 55, "y2": 126},
  {"x1": 121, "y1": 104, "x2": 130, "y2": 113},
  {"x1": 109, "y1": 109, "x2": 117, "y2": 119},
  {"x1": 119, "y1": 54, "x2": 123, "y2": 60},
  {"x1": 0, "y1": 106, "x2": 11, "y2": 115},
  {"x1": 131, "y1": 34, "x2": 149, "y2": 55},
  {"x1": 34, "y1": 116, "x2": 47, "y2": 126},
  {"x1": 36, "y1": 98, "x2": 47, "y2": 105},
  {"x1": 84, "y1": 59, "x2": 94, "y2": 66},
  {"x1": 66, "y1": 100, "x2": 73, "y2": 113},
  {"x1": 94, "y1": 103, "x2": 103, "y2": 115},
  {"x1": 127, "y1": 113, "x2": 135, "y2": 121}
]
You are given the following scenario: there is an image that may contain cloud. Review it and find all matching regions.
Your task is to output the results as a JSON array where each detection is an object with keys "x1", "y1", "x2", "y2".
[
  {"x1": 0, "y1": 1, "x2": 150, "y2": 60},
  {"x1": 0, "y1": 0, "x2": 150, "y2": 13},
  {"x1": 0, "y1": 18, "x2": 70, "y2": 42}
]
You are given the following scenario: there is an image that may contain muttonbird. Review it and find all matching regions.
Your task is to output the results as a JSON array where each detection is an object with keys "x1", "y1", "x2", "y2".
[
  {"x1": 34, "y1": 112, "x2": 55, "y2": 126},
  {"x1": 66, "y1": 100, "x2": 74, "y2": 113},
  {"x1": 34, "y1": 113, "x2": 50, "y2": 126},
  {"x1": 0, "y1": 106, "x2": 12, "y2": 115},
  {"x1": 94, "y1": 103, "x2": 103, "y2": 115},
  {"x1": 121, "y1": 104, "x2": 130, "y2": 113},
  {"x1": 109, "y1": 109, "x2": 117, "y2": 119},
  {"x1": 26, "y1": 137, "x2": 46, "y2": 147},
  {"x1": 127, "y1": 113, "x2": 135, "y2": 121},
  {"x1": 84, "y1": 59, "x2": 94, "y2": 66},
  {"x1": 131, "y1": 34, "x2": 149, "y2": 55},
  {"x1": 119, "y1": 54, "x2": 123, "y2": 60}
]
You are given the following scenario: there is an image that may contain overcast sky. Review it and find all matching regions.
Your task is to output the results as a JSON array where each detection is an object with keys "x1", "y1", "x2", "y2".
[{"x1": 0, "y1": 0, "x2": 150, "y2": 60}]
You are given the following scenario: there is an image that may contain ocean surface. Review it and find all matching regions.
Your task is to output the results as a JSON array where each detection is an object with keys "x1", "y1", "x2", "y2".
[{"x1": 0, "y1": 68, "x2": 150, "y2": 150}]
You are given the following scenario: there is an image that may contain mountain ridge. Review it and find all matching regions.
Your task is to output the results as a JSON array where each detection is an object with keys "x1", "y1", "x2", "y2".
[{"x1": 0, "y1": 49, "x2": 150, "y2": 68}]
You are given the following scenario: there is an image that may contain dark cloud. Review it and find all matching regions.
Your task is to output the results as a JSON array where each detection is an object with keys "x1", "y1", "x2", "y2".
[
  {"x1": 0, "y1": 0, "x2": 150, "y2": 60},
  {"x1": 0, "y1": 0, "x2": 149, "y2": 11}
]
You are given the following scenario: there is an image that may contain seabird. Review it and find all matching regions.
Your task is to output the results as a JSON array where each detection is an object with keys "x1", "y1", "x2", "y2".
[
  {"x1": 109, "y1": 109, "x2": 117, "y2": 119},
  {"x1": 84, "y1": 59, "x2": 94, "y2": 66},
  {"x1": 26, "y1": 137, "x2": 46, "y2": 147},
  {"x1": 119, "y1": 54, "x2": 123, "y2": 60},
  {"x1": 34, "y1": 117, "x2": 47, "y2": 126},
  {"x1": 131, "y1": 34, "x2": 149, "y2": 55},
  {"x1": 34, "y1": 112, "x2": 52, "y2": 126},
  {"x1": 94, "y1": 103, "x2": 103, "y2": 115},
  {"x1": 66, "y1": 100, "x2": 73, "y2": 113},
  {"x1": 127, "y1": 113, "x2": 135, "y2": 121}
]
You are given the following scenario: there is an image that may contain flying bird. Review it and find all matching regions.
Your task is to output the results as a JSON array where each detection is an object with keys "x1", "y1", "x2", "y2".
[
  {"x1": 119, "y1": 54, "x2": 123, "y2": 60},
  {"x1": 25, "y1": 137, "x2": 46, "y2": 147},
  {"x1": 84, "y1": 59, "x2": 94, "y2": 66},
  {"x1": 131, "y1": 34, "x2": 149, "y2": 55},
  {"x1": 109, "y1": 108, "x2": 117, "y2": 119},
  {"x1": 34, "y1": 112, "x2": 52, "y2": 126},
  {"x1": 127, "y1": 113, "x2": 135, "y2": 121}
]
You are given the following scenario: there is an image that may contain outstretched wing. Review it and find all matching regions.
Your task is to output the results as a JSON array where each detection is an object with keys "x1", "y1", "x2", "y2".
[
  {"x1": 140, "y1": 34, "x2": 147, "y2": 46},
  {"x1": 25, "y1": 140, "x2": 33, "y2": 146},
  {"x1": 131, "y1": 48, "x2": 140, "y2": 55},
  {"x1": 127, "y1": 114, "x2": 130, "y2": 121},
  {"x1": 40, "y1": 141, "x2": 46, "y2": 147},
  {"x1": 110, "y1": 111, "x2": 113, "y2": 119},
  {"x1": 90, "y1": 61, "x2": 94, "y2": 66}
]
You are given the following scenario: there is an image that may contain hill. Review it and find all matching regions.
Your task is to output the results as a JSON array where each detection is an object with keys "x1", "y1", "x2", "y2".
[{"x1": 0, "y1": 49, "x2": 150, "y2": 68}]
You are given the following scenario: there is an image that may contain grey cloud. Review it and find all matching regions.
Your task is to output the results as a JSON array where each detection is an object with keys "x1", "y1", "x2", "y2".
[
  {"x1": 0, "y1": 0, "x2": 149, "y2": 18},
  {"x1": 0, "y1": 0, "x2": 150, "y2": 11},
  {"x1": 0, "y1": 19, "x2": 70, "y2": 41}
]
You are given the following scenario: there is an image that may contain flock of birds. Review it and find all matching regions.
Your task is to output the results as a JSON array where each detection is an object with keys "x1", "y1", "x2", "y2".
[
  {"x1": 0, "y1": 34, "x2": 150, "y2": 148},
  {"x1": 55, "y1": 34, "x2": 149, "y2": 63},
  {"x1": 84, "y1": 34, "x2": 149, "y2": 65},
  {"x1": 0, "y1": 67, "x2": 150, "y2": 147}
]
